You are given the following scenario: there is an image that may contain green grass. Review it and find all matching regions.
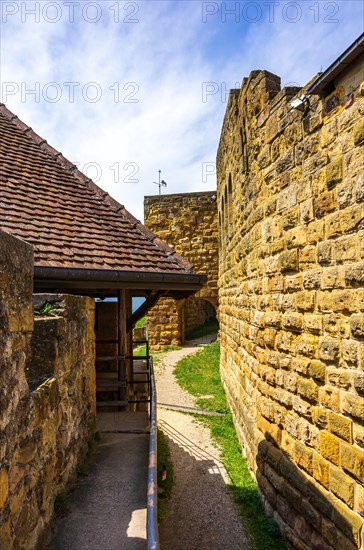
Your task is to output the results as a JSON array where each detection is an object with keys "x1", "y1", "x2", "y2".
[
  {"x1": 185, "y1": 316, "x2": 219, "y2": 340},
  {"x1": 156, "y1": 345, "x2": 182, "y2": 353},
  {"x1": 34, "y1": 302, "x2": 59, "y2": 316},
  {"x1": 132, "y1": 345, "x2": 182, "y2": 370},
  {"x1": 174, "y1": 341, "x2": 286, "y2": 550},
  {"x1": 157, "y1": 427, "x2": 174, "y2": 524},
  {"x1": 175, "y1": 340, "x2": 228, "y2": 413},
  {"x1": 133, "y1": 344, "x2": 147, "y2": 356},
  {"x1": 135, "y1": 315, "x2": 146, "y2": 328}
]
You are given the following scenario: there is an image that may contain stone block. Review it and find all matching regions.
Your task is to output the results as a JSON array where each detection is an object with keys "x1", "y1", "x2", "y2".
[
  {"x1": 340, "y1": 442, "x2": 364, "y2": 483},
  {"x1": 313, "y1": 452, "x2": 330, "y2": 489},
  {"x1": 340, "y1": 203, "x2": 364, "y2": 234},
  {"x1": 300, "y1": 198, "x2": 314, "y2": 224},
  {"x1": 297, "y1": 377, "x2": 319, "y2": 403},
  {"x1": 350, "y1": 314, "x2": 364, "y2": 338},
  {"x1": 331, "y1": 498, "x2": 364, "y2": 547},
  {"x1": 353, "y1": 118, "x2": 364, "y2": 146},
  {"x1": 279, "y1": 249, "x2": 298, "y2": 272},
  {"x1": 282, "y1": 313, "x2": 303, "y2": 333},
  {"x1": 342, "y1": 339, "x2": 360, "y2": 366},
  {"x1": 326, "y1": 156, "x2": 343, "y2": 188},
  {"x1": 353, "y1": 372, "x2": 364, "y2": 395},
  {"x1": 0, "y1": 468, "x2": 9, "y2": 508},
  {"x1": 341, "y1": 392, "x2": 364, "y2": 420},
  {"x1": 321, "y1": 267, "x2": 345, "y2": 290},
  {"x1": 332, "y1": 289, "x2": 357, "y2": 313},
  {"x1": 336, "y1": 235, "x2": 360, "y2": 263},
  {"x1": 327, "y1": 367, "x2": 353, "y2": 391},
  {"x1": 277, "y1": 185, "x2": 297, "y2": 212},
  {"x1": 13, "y1": 440, "x2": 38, "y2": 465},
  {"x1": 322, "y1": 313, "x2": 349, "y2": 337},
  {"x1": 312, "y1": 406, "x2": 328, "y2": 428},
  {"x1": 295, "y1": 440, "x2": 313, "y2": 474},
  {"x1": 330, "y1": 464, "x2": 355, "y2": 508},
  {"x1": 317, "y1": 240, "x2": 334, "y2": 265},
  {"x1": 314, "y1": 191, "x2": 336, "y2": 219},
  {"x1": 307, "y1": 219, "x2": 325, "y2": 244},
  {"x1": 279, "y1": 477, "x2": 302, "y2": 510},
  {"x1": 286, "y1": 227, "x2": 307, "y2": 249},
  {"x1": 320, "y1": 431, "x2": 340, "y2": 466},
  {"x1": 295, "y1": 333, "x2": 318, "y2": 358},
  {"x1": 355, "y1": 482, "x2": 364, "y2": 517},
  {"x1": 328, "y1": 412, "x2": 352, "y2": 443},
  {"x1": 300, "y1": 496, "x2": 321, "y2": 530},
  {"x1": 309, "y1": 360, "x2": 326, "y2": 382},
  {"x1": 319, "y1": 337, "x2": 340, "y2": 362}
]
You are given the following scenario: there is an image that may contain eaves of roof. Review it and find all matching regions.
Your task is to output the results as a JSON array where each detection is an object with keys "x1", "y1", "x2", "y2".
[
  {"x1": 307, "y1": 33, "x2": 364, "y2": 95},
  {"x1": 34, "y1": 265, "x2": 207, "y2": 295},
  {"x1": 0, "y1": 103, "x2": 201, "y2": 288}
]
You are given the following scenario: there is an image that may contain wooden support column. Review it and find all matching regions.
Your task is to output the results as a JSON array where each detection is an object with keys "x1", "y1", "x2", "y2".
[
  {"x1": 118, "y1": 289, "x2": 128, "y2": 404},
  {"x1": 126, "y1": 291, "x2": 134, "y2": 404}
]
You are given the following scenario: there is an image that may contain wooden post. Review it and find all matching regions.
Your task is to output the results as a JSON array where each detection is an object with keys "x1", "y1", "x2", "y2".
[
  {"x1": 126, "y1": 292, "x2": 134, "y2": 406},
  {"x1": 118, "y1": 289, "x2": 127, "y2": 404}
]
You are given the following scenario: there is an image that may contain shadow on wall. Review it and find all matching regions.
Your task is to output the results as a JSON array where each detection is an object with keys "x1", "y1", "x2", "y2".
[{"x1": 256, "y1": 433, "x2": 362, "y2": 550}]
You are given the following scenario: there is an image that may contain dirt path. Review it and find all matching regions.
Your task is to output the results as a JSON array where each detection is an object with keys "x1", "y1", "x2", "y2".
[{"x1": 155, "y1": 337, "x2": 249, "y2": 550}]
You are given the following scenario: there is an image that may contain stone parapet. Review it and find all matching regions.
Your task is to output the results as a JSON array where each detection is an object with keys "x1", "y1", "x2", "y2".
[{"x1": 0, "y1": 230, "x2": 96, "y2": 549}]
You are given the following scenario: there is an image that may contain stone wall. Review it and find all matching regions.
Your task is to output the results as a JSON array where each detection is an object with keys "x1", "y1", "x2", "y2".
[
  {"x1": 144, "y1": 192, "x2": 219, "y2": 348},
  {"x1": 217, "y1": 56, "x2": 364, "y2": 549},
  {"x1": 0, "y1": 230, "x2": 96, "y2": 549}
]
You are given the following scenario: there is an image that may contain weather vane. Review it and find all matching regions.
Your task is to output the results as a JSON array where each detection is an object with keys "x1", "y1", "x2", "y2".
[{"x1": 153, "y1": 169, "x2": 167, "y2": 195}]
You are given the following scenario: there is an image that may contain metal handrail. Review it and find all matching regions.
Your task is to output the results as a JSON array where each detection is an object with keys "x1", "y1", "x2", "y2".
[{"x1": 147, "y1": 356, "x2": 159, "y2": 550}]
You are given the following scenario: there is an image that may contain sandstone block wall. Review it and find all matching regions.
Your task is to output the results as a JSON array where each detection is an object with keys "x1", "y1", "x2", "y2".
[
  {"x1": 0, "y1": 230, "x2": 96, "y2": 549},
  {"x1": 144, "y1": 192, "x2": 219, "y2": 348},
  {"x1": 217, "y1": 57, "x2": 364, "y2": 549}
]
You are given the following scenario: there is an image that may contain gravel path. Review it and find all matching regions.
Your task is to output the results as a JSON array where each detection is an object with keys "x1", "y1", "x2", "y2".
[{"x1": 155, "y1": 336, "x2": 249, "y2": 550}]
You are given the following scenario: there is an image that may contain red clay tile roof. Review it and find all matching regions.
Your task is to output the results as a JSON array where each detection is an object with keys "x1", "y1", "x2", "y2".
[{"x1": 0, "y1": 104, "x2": 194, "y2": 274}]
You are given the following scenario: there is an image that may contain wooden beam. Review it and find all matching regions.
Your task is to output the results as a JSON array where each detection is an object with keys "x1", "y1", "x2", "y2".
[{"x1": 127, "y1": 290, "x2": 165, "y2": 331}]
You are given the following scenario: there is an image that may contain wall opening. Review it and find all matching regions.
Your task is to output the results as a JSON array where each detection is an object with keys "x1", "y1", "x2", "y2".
[{"x1": 183, "y1": 298, "x2": 218, "y2": 341}]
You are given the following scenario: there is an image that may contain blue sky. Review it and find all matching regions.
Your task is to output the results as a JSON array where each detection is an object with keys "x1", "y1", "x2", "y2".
[{"x1": 1, "y1": 1, "x2": 363, "y2": 220}]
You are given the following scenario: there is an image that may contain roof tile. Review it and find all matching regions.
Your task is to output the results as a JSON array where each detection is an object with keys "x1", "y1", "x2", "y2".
[{"x1": 0, "y1": 104, "x2": 194, "y2": 275}]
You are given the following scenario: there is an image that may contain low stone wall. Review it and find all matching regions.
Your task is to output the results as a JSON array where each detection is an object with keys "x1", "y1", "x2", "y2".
[{"x1": 0, "y1": 230, "x2": 96, "y2": 549}]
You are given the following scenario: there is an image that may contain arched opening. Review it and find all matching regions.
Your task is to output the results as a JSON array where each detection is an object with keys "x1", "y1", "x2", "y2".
[{"x1": 182, "y1": 297, "x2": 218, "y2": 342}]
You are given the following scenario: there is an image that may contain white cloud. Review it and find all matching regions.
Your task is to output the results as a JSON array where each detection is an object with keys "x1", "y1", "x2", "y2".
[{"x1": 1, "y1": 1, "x2": 362, "y2": 220}]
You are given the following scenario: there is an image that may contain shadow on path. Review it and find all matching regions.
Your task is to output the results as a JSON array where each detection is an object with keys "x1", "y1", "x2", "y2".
[{"x1": 158, "y1": 415, "x2": 249, "y2": 550}]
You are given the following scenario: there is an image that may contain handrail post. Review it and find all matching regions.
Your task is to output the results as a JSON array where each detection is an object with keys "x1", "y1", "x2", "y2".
[{"x1": 147, "y1": 356, "x2": 159, "y2": 550}]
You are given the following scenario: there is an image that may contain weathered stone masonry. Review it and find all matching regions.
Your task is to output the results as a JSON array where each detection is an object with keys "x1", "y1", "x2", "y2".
[
  {"x1": 144, "y1": 192, "x2": 219, "y2": 348},
  {"x1": 0, "y1": 230, "x2": 96, "y2": 549},
  {"x1": 217, "y1": 55, "x2": 364, "y2": 549}
]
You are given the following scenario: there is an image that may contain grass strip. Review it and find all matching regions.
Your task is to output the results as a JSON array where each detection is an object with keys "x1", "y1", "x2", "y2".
[
  {"x1": 135, "y1": 315, "x2": 146, "y2": 328},
  {"x1": 157, "y1": 427, "x2": 174, "y2": 524},
  {"x1": 174, "y1": 340, "x2": 286, "y2": 550}
]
